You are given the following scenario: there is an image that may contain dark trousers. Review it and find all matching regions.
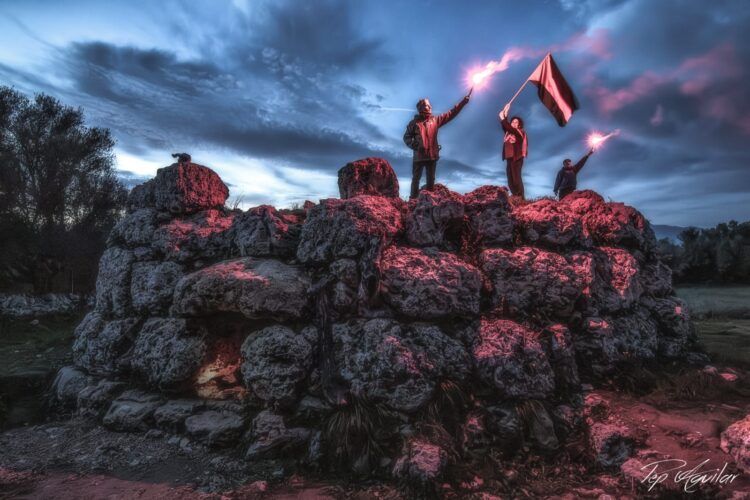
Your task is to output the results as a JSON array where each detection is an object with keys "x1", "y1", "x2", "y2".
[
  {"x1": 558, "y1": 187, "x2": 574, "y2": 200},
  {"x1": 410, "y1": 160, "x2": 437, "y2": 199},
  {"x1": 506, "y1": 158, "x2": 525, "y2": 198}
]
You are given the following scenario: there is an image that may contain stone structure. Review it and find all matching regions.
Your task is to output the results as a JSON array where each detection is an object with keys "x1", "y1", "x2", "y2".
[{"x1": 52, "y1": 157, "x2": 702, "y2": 482}]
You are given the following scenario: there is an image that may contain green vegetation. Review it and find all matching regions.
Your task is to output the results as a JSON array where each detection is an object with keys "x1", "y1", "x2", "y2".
[
  {"x1": 0, "y1": 86, "x2": 126, "y2": 294},
  {"x1": 658, "y1": 221, "x2": 750, "y2": 284},
  {"x1": 677, "y1": 286, "x2": 750, "y2": 366}
]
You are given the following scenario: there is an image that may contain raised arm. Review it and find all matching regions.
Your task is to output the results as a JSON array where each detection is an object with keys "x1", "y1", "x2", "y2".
[
  {"x1": 574, "y1": 149, "x2": 594, "y2": 173},
  {"x1": 437, "y1": 94, "x2": 470, "y2": 127}
]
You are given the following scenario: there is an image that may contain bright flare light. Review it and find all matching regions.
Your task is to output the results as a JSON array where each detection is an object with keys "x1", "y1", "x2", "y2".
[{"x1": 587, "y1": 129, "x2": 620, "y2": 150}]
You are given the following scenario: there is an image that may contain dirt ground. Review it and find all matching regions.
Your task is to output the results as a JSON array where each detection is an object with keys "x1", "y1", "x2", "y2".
[{"x1": 1, "y1": 372, "x2": 750, "y2": 499}]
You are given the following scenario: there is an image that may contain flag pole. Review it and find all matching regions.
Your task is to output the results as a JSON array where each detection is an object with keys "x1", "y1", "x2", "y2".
[
  {"x1": 507, "y1": 52, "x2": 550, "y2": 106},
  {"x1": 507, "y1": 79, "x2": 529, "y2": 107}
]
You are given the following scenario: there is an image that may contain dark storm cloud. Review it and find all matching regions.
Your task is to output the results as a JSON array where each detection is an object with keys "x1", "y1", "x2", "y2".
[{"x1": 2, "y1": 0, "x2": 750, "y2": 224}]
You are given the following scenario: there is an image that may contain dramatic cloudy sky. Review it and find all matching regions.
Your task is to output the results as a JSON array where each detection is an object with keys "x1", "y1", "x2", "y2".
[{"x1": 1, "y1": 0, "x2": 749, "y2": 226}]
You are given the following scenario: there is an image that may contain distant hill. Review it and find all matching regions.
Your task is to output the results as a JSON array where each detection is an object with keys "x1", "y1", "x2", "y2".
[{"x1": 653, "y1": 224, "x2": 689, "y2": 244}]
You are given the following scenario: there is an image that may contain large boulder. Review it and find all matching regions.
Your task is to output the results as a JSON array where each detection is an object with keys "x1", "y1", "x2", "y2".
[
  {"x1": 574, "y1": 247, "x2": 643, "y2": 314},
  {"x1": 240, "y1": 325, "x2": 316, "y2": 408},
  {"x1": 94, "y1": 247, "x2": 134, "y2": 317},
  {"x1": 50, "y1": 366, "x2": 91, "y2": 409},
  {"x1": 380, "y1": 246, "x2": 482, "y2": 319},
  {"x1": 108, "y1": 208, "x2": 159, "y2": 248},
  {"x1": 245, "y1": 410, "x2": 311, "y2": 460},
  {"x1": 338, "y1": 157, "x2": 400, "y2": 199},
  {"x1": 151, "y1": 209, "x2": 234, "y2": 262},
  {"x1": 331, "y1": 319, "x2": 470, "y2": 412},
  {"x1": 463, "y1": 185, "x2": 514, "y2": 246},
  {"x1": 480, "y1": 247, "x2": 588, "y2": 319},
  {"x1": 184, "y1": 409, "x2": 245, "y2": 447},
  {"x1": 721, "y1": 414, "x2": 750, "y2": 473},
  {"x1": 131, "y1": 318, "x2": 208, "y2": 389},
  {"x1": 130, "y1": 261, "x2": 184, "y2": 315},
  {"x1": 172, "y1": 257, "x2": 311, "y2": 321},
  {"x1": 641, "y1": 296, "x2": 693, "y2": 358},
  {"x1": 514, "y1": 199, "x2": 589, "y2": 248},
  {"x1": 471, "y1": 318, "x2": 555, "y2": 399},
  {"x1": 127, "y1": 162, "x2": 229, "y2": 214},
  {"x1": 560, "y1": 190, "x2": 656, "y2": 251},
  {"x1": 102, "y1": 389, "x2": 163, "y2": 432},
  {"x1": 405, "y1": 184, "x2": 465, "y2": 249},
  {"x1": 574, "y1": 311, "x2": 658, "y2": 375},
  {"x1": 230, "y1": 205, "x2": 302, "y2": 258},
  {"x1": 72, "y1": 314, "x2": 140, "y2": 376},
  {"x1": 296, "y1": 196, "x2": 404, "y2": 264}
]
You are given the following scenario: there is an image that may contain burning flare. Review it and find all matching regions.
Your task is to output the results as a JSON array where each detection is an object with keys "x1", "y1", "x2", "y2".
[{"x1": 587, "y1": 129, "x2": 620, "y2": 150}]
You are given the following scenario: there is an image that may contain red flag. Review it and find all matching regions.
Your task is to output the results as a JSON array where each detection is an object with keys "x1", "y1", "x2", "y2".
[{"x1": 528, "y1": 53, "x2": 579, "y2": 126}]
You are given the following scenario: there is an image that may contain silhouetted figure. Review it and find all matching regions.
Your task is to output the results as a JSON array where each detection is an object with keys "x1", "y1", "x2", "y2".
[
  {"x1": 499, "y1": 103, "x2": 528, "y2": 198},
  {"x1": 403, "y1": 91, "x2": 471, "y2": 199},
  {"x1": 172, "y1": 152, "x2": 191, "y2": 165},
  {"x1": 554, "y1": 148, "x2": 594, "y2": 200}
]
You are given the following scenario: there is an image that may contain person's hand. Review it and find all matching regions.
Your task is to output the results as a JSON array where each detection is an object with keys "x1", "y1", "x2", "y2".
[
  {"x1": 588, "y1": 147, "x2": 595, "y2": 155},
  {"x1": 499, "y1": 103, "x2": 510, "y2": 120},
  {"x1": 466, "y1": 87, "x2": 474, "y2": 100}
]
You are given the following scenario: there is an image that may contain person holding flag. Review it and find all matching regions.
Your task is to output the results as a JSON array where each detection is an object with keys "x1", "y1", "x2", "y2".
[
  {"x1": 498, "y1": 104, "x2": 528, "y2": 198},
  {"x1": 553, "y1": 148, "x2": 594, "y2": 200},
  {"x1": 497, "y1": 53, "x2": 580, "y2": 198}
]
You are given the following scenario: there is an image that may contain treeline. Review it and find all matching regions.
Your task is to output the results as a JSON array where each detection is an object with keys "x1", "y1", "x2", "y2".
[
  {"x1": 658, "y1": 221, "x2": 750, "y2": 284},
  {"x1": 0, "y1": 86, "x2": 126, "y2": 294}
]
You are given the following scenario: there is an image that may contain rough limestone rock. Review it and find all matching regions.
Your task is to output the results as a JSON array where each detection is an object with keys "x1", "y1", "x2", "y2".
[
  {"x1": 641, "y1": 296, "x2": 693, "y2": 358},
  {"x1": 543, "y1": 324, "x2": 580, "y2": 393},
  {"x1": 153, "y1": 399, "x2": 205, "y2": 432},
  {"x1": 184, "y1": 410, "x2": 245, "y2": 447},
  {"x1": 472, "y1": 319, "x2": 555, "y2": 399},
  {"x1": 561, "y1": 190, "x2": 655, "y2": 251},
  {"x1": 56, "y1": 156, "x2": 701, "y2": 483},
  {"x1": 481, "y1": 247, "x2": 588, "y2": 320},
  {"x1": 72, "y1": 315, "x2": 140, "y2": 376},
  {"x1": 102, "y1": 390, "x2": 163, "y2": 432},
  {"x1": 50, "y1": 366, "x2": 91, "y2": 409},
  {"x1": 151, "y1": 209, "x2": 234, "y2": 262},
  {"x1": 246, "y1": 410, "x2": 311, "y2": 460},
  {"x1": 128, "y1": 162, "x2": 229, "y2": 214},
  {"x1": 338, "y1": 157, "x2": 400, "y2": 199},
  {"x1": 584, "y1": 247, "x2": 643, "y2": 314},
  {"x1": 721, "y1": 414, "x2": 750, "y2": 473},
  {"x1": 296, "y1": 195, "x2": 404, "y2": 264},
  {"x1": 130, "y1": 261, "x2": 184, "y2": 315},
  {"x1": 231, "y1": 205, "x2": 302, "y2": 258},
  {"x1": 108, "y1": 208, "x2": 159, "y2": 248},
  {"x1": 393, "y1": 438, "x2": 447, "y2": 483},
  {"x1": 463, "y1": 185, "x2": 514, "y2": 246},
  {"x1": 380, "y1": 246, "x2": 482, "y2": 319},
  {"x1": 332, "y1": 319, "x2": 470, "y2": 412},
  {"x1": 94, "y1": 247, "x2": 134, "y2": 317},
  {"x1": 241, "y1": 325, "x2": 315, "y2": 408},
  {"x1": 77, "y1": 380, "x2": 125, "y2": 419},
  {"x1": 405, "y1": 184, "x2": 465, "y2": 248},
  {"x1": 173, "y1": 257, "x2": 311, "y2": 321},
  {"x1": 514, "y1": 199, "x2": 589, "y2": 248},
  {"x1": 131, "y1": 318, "x2": 208, "y2": 389},
  {"x1": 575, "y1": 311, "x2": 658, "y2": 375}
]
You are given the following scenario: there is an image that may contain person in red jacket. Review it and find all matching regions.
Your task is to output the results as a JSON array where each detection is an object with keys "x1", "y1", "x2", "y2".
[
  {"x1": 499, "y1": 103, "x2": 528, "y2": 198},
  {"x1": 403, "y1": 90, "x2": 472, "y2": 199}
]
